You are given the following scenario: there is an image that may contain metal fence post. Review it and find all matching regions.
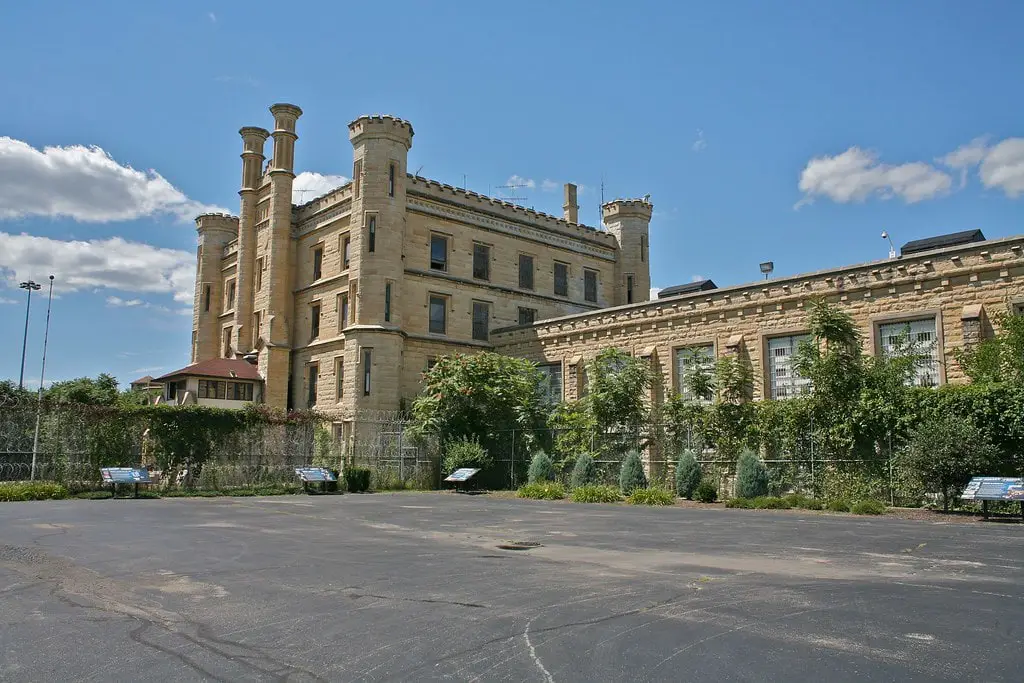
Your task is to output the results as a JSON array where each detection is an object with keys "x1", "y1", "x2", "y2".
[
  {"x1": 510, "y1": 429, "x2": 515, "y2": 489},
  {"x1": 398, "y1": 422, "x2": 405, "y2": 484},
  {"x1": 888, "y1": 430, "x2": 895, "y2": 507}
]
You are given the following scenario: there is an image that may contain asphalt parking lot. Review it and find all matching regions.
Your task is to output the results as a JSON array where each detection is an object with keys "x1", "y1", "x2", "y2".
[{"x1": 1, "y1": 493, "x2": 1022, "y2": 682}]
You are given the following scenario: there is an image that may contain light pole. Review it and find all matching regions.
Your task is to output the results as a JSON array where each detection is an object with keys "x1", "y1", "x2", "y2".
[
  {"x1": 30, "y1": 276, "x2": 55, "y2": 481},
  {"x1": 18, "y1": 280, "x2": 41, "y2": 391}
]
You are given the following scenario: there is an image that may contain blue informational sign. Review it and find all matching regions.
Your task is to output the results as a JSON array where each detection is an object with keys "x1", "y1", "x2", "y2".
[
  {"x1": 100, "y1": 467, "x2": 151, "y2": 483},
  {"x1": 961, "y1": 477, "x2": 1024, "y2": 501},
  {"x1": 444, "y1": 468, "x2": 480, "y2": 483},
  {"x1": 295, "y1": 467, "x2": 337, "y2": 483}
]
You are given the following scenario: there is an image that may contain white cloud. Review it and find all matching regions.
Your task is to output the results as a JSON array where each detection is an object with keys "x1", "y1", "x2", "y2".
[
  {"x1": 796, "y1": 147, "x2": 952, "y2": 208},
  {"x1": 107, "y1": 296, "x2": 144, "y2": 307},
  {"x1": 649, "y1": 287, "x2": 662, "y2": 299},
  {"x1": 292, "y1": 171, "x2": 349, "y2": 204},
  {"x1": 131, "y1": 366, "x2": 167, "y2": 375},
  {"x1": 0, "y1": 296, "x2": 17, "y2": 304},
  {"x1": 0, "y1": 137, "x2": 227, "y2": 223},
  {"x1": 208, "y1": 12, "x2": 217, "y2": 22},
  {"x1": 541, "y1": 179, "x2": 559, "y2": 192},
  {"x1": 943, "y1": 137, "x2": 1024, "y2": 199},
  {"x1": 0, "y1": 232, "x2": 195, "y2": 304},
  {"x1": 691, "y1": 274, "x2": 706, "y2": 282},
  {"x1": 692, "y1": 129, "x2": 707, "y2": 152},
  {"x1": 506, "y1": 175, "x2": 536, "y2": 190}
]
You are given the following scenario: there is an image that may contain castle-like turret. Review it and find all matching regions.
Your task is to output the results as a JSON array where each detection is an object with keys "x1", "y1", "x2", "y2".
[
  {"x1": 603, "y1": 198, "x2": 653, "y2": 306},
  {"x1": 192, "y1": 213, "x2": 239, "y2": 362},
  {"x1": 233, "y1": 126, "x2": 270, "y2": 355}
]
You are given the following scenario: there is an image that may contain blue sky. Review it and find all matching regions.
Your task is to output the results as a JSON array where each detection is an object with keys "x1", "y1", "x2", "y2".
[{"x1": 1, "y1": 0, "x2": 1022, "y2": 388}]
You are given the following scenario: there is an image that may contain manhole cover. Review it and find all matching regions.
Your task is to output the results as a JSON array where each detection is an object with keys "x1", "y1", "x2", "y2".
[{"x1": 496, "y1": 541, "x2": 542, "y2": 551}]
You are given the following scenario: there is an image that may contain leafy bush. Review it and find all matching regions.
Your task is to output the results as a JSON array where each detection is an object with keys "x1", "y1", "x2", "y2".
[
  {"x1": 725, "y1": 497, "x2": 754, "y2": 509},
  {"x1": 694, "y1": 480, "x2": 718, "y2": 503},
  {"x1": 735, "y1": 449, "x2": 769, "y2": 498},
  {"x1": 344, "y1": 466, "x2": 371, "y2": 493},
  {"x1": 571, "y1": 484, "x2": 623, "y2": 503},
  {"x1": 0, "y1": 482, "x2": 68, "y2": 502},
  {"x1": 619, "y1": 451, "x2": 648, "y2": 494},
  {"x1": 517, "y1": 482, "x2": 566, "y2": 500},
  {"x1": 903, "y1": 413, "x2": 1000, "y2": 511},
  {"x1": 442, "y1": 436, "x2": 493, "y2": 476},
  {"x1": 851, "y1": 499, "x2": 886, "y2": 515},
  {"x1": 782, "y1": 493, "x2": 811, "y2": 508},
  {"x1": 570, "y1": 453, "x2": 598, "y2": 488},
  {"x1": 725, "y1": 496, "x2": 792, "y2": 509},
  {"x1": 75, "y1": 490, "x2": 113, "y2": 500},
  {"x1": 527, "y1": 451, "x2": 555, "y2": 483},
  {"x1": 804, "y1": 498, "x2": 825, "y2": 510},
  {"x1": 628, "y1": 488, "x2": 675, "y2": 506},
  {"x1": 827, "y1": 498, "x2": 851, "y2": 512},
  {"x1": 675, "y1": 450, "x2": 702, "y2": 499}
]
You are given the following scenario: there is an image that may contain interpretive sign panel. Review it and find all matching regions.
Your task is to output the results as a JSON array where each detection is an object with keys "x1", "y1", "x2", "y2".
[
  {"x1": 295, "y1": 467, "x2": 337, "y2": 483},
  {"x1": 100, "y1": 467, "x2": 151, "y2": 483},
  {"x1": 961, "y1": 477, "x2": 1024, "y2": 501},
  {"x1": 444, "y1": 468, "x2": 480, "y2": 483}
]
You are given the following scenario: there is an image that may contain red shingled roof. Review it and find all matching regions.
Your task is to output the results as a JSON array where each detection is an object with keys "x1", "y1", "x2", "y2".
[{"x1": 155, "y1": 358, "x2": 263, "y2": 382}]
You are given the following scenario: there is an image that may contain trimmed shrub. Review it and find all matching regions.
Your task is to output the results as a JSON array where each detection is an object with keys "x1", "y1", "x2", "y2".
[
  {"x1": 804, "y1": 498, "x2": 825, "y2": 510},
  {"x1": 570, "y1": 453, "x2": 598, "y2": 489},
  {"x1": 518, "y1": 482, "x2": 566, "y2": 500},
  {"x1": 527, "y1": 451, "x2": 556, "y2": 484},
  {"x1": 675, "y1": 450, "x2": 702, "y2": 499},
  {"x1": 694, "y1": 480, "x2": 718, "y2": 503},
  {"x1": 442, "y1": 436, "x2": 493, "y2": 477},
  {"x1": 619, "y1": 451, "x2": 648, "y2": 495},
  {"x1": 851, "y1": 499, "x2": 886, "y2": 515},
  {"x1": 827, "y1": 498, "x2": 851, "y2": 513},
  {"x1": 571, "y1": 484, "x2": 623, "y2": 503},
  {"x1": 75, "y1": 490, "x2": 113, "y2": 500},
  {"x1": 735, "y1": 450, "x2": 769, "y2": 498},
  {"x1": 0, "y1": 482, "x2": 68, "y2": 502},
  {"x1": 725, "y1": 496, "x2": 792, "y2": 510},
  {"x1": 344, "y1": 466, "x2": 371, "y2": 493},
  {"x1": 628, "y1": 488, "x2": 675, "y2": 506}
]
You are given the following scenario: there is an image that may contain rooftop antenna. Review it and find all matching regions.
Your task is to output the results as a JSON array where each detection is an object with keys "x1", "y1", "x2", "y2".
[
  {"x1": 881, "y1": 231, "x2": 897, "y2": 259},
  {"x1": 495, "y1": 181, "x2": 528, "y2": 205},
  {"x1": 462, "y1": 174, "x2": 467, "y2": 190},
  {"x1": 759, "y1": 261, "x2": 774, "y2": 280},
  {"x1": 414, "y1": 165, "x2": 423, "y2": 177},
  {"x1": 599, "y1": 176, "x2": 605, "y2": 229}
]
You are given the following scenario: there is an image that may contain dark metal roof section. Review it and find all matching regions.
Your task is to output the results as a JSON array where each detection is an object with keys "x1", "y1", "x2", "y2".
[
  {"x1": 901, "y1": 229, "x2": 985, "y2": 256},
  {"x1": 657, "y1": 279, "x2": 718, "y2": 298}
]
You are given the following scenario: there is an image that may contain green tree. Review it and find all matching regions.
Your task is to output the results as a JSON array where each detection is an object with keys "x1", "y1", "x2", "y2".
[
  {"x1": 903, "y1": 414, "x2": 1000, "y2": 511},
  {"x1": 570, "y1": 453, "x2": 598, "y2": 488},
  {"x1": 442, "y1": 436, "x2": 493, "y2": 475},
  {"x1": 527, "y1": 451, "x2": 555, "y2": 483},
  {"x1": 675, "y1": 449, "x2": 702, "y2": 499},
  {"x1": 412, "y1": 352, "x2": 547, "y2": 459},
  {"x1": 735, "y1": 449, "x2": 769, "y2": 498},
  {"x1": 955, "y1": 310, "x2": 1024, "y2": 385},
  {"x1": 549, "y1": 400, "x2": 598, "y2": 468},
  {"x1": 45, "y1": 374, "x2": 120, "y2": 405},
  {"x1": 586, "y1": 348, "x2": 652, "y2": 435},
  {"x1": 619, "y1": 451, "x2": 648, "y2": 494}
]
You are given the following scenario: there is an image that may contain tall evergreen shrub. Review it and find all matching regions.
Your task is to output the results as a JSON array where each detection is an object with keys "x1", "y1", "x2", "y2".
[
  {"x1": 675, "y1": 450, "x2": 702, "y2": 499},
  {"x1": 528, "y1": 451, "x2": 555, "y2": 483},
  {"x1": 619, "y1": 451, "x2": 648, "y2": 494},
  {"x1": 735, "y1": 449, "x2": 769, "y2": 498},
  {"x1": 570, "y1": 453, "x2": 598, "y2": 488}
]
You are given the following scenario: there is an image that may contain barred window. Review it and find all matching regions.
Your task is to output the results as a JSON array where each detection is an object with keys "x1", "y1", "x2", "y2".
[
  {"x1": 675, "y1": 345, "x2": 715, "y2": 402},
  {"x1": 879, "y1": 318, "x2": 940, "y2": 387},
  {"x1": 538, "y1": 363, "x2": 563, "y2": 405},
  {"x1": 767, "y1": 334, "x2": 812, "y2": 399}
]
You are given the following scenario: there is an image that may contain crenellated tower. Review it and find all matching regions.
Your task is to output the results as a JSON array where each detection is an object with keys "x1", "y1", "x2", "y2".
[
  {"x1": 261, "y1": 103, "x2": 302, "y2": 410},
  {"x1": 233, "y1": 125, "x2": 270, "y2": 356},
  {"x1": 192, "y1": 213, "x2": 239, "y2": 362},
  {"x1": 603, "y1": 198, "x2": 653, "y2": 306}
]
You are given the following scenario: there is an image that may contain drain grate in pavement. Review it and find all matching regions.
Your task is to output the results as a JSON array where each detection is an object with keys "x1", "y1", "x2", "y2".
[{"x1": 496, "y1": 541, "x2": 542, "y2": 551}]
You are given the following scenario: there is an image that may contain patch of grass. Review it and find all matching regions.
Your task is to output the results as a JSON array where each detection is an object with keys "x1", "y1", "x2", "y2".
[
  {"x1": 727, "y1": 495, "x2": 828, "y2": 511},
  {"x1": 627, "y1": 488, "x2": 675, "y2": 506},
  {"x1": 570, "y1": 484, "x2": 623, "y2": 504},
  {"x1": 0, "y1": 482, "x2": 68, "y2": 502},
  {"x1": 75, "y1": 490, "x2": 113, "y2": 500},
  {"x1": 827, "y1": 498, "x2": 851, "y2": 513},
  {"x1": 517, "y1": 482, "x2": 567, "y2": 500},
  {"x1": 803, "y1": 498, "x2": 825, "y2": 510},
  {"x1": 693, "y1": 480, "x2": 718, "y2": 503},
  {"x1": 851, "y1": 499, "x2": 887, "y2": 515}
]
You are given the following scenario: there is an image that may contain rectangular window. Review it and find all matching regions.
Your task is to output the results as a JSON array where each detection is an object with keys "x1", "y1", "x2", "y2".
[
  {"x1": 343, "y1": 236, "x2": 351, "y2": 270},
  {"x1": 255, "y1": 258, "x2": 264, "y2": 291},
  {"x1": 203, "y1": 284, "x2": 211, "y2": 312},
  {"x1": 518, "y1": 307, "x2": 537, "y2": 325},
  {"x1": 554, "y1": 262, "x2": 569, "y2": 297},
  {"x1": 675, "y1": 345, "x2": 715, "y2": 402},
  {"x1": 429, "y1": 295, "x2": 447, "y2": 335},
  {"x1": 215, "y1": 379, "x2": 226, "y2": 400},
  {"x1": 222, "y1": 327, "x2": 232, "y2": 358},
  {"x1": 538, "y1": 363, "x2": 563, "y2": 405},
  {"x1": 353, "y1": 159, "x2": 362, "y2": 198},
  {"x1": 626, "y1": 274, "x2": 635, "y2": 304},
  {"x1": 879, "y1": 318, "x2": 940, "y2": 388},
  {"x1": 384, "y1": 282, "x2": 392, "y2": 322},
  {"x1": 472, "y1": 301, "x2": 489, "y2": 341},
  {"x1": 363, "y1": 349, "x2": 372, "y2": 396},
  {"x1": 388, "y1": 163, "x2": 396, "y2": 197},
  {"x1": 641, "y1": 235, "x2": 646, "y2": 263},
  {"x1": 307, "y1": 364, "x2": 318, "y2": 407},
  {"x1": 225, "y1": 382, "x2": 253, "y2": 401},
  {"x1": 1014, "y1": 303, "x2": 1024, "y2": 316},
  {"x1": 226, "y1": 280, "x2": 236, "y2": 310},
  {"x1": 310, "y1": 302, "x2": 321, "y2": 340},
  {"x1": 430, "y1": 234, "x2": 448, "y2": 271},
  {"x1": 368, "y1": 215, "x2": 376, "y2": 253},
  {"x1": 584, "y1": 269, "x2": 598, "y2": 303},
  {"x1": 335, "y1": 357, "x2": 344, "y2": 401},
  {"x1": 473, "y1": 243, "x2": 490, "y2": 281},
  {"x1": 338, "y1": 292, "x2": 349, "y2": 330},
  {"x1": 519, "y1": 254, "x2": 534, "y2": 290},
  {"x1": 768, "y1": 334, "x2": 812, "y2": 399},
  {"x1": 426, "y1": 357, "x2": 437, "y2": 372},
  {"x1": 312, "y1": 246, "x2": 323, "y2": 280},
  {"x1": 252, "y1": 311, "x2": 261, "y2": 347}
]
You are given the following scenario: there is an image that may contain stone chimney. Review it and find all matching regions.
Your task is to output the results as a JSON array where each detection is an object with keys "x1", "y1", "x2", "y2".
[{"x1": 563, "y1": 183, "x2": 579, "y2": 223}]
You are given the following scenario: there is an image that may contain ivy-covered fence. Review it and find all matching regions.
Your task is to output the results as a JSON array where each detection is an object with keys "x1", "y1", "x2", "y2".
[{"x1": 0, "y1": 395, "x2": 318, "y2": 490}]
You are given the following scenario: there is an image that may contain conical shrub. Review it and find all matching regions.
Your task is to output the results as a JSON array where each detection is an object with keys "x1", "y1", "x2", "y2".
[
  {"x1": 528, "y1": 451, "x2": 555, "y2": 483},
  {"x1": 570, "y1": 453, "x2": 598, "y2": 488},
  {"x1": 619, "y1": 451, "x2": 647, "y2": 494},
  {"x1": 735, "y1": 449, "x2": 768, "y2": 498},
  {"x1": 675, "y1": 450, "x2": 702, "y2": 499}
]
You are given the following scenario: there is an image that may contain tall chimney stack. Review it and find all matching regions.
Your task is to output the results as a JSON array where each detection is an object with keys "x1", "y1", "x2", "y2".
[{"x1": 563, "y1": 183, "x2": 579, "y2": 223}]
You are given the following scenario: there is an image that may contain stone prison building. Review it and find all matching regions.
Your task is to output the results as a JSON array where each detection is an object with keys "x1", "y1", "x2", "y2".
[{"x1": 184, "y1": 102, "x2": 1024, "y2": 441}]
